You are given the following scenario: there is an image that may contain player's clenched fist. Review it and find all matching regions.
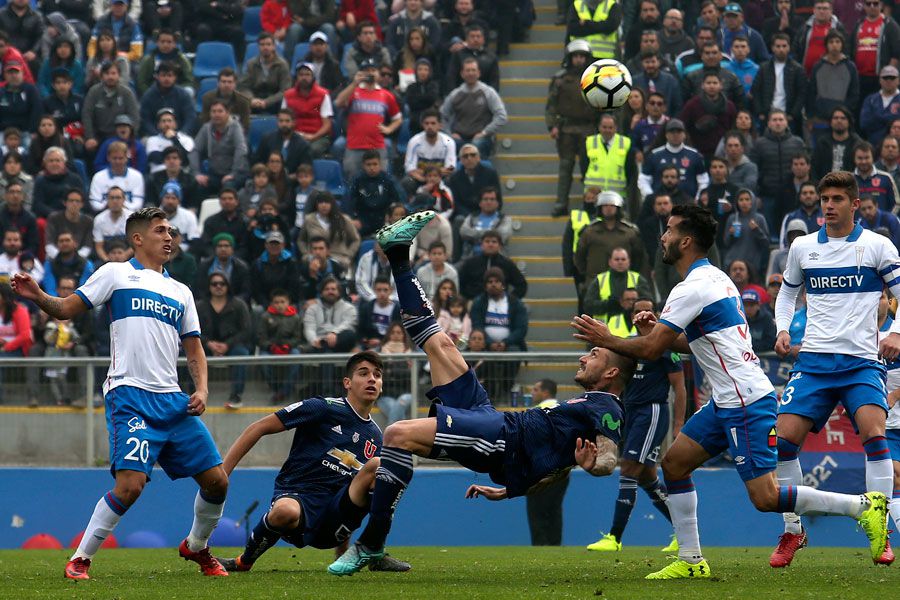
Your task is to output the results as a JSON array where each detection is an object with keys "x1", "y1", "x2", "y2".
[
  {"x1": 774, "y1": 331, "x2": 792, "y2": 358},
  {"x1": 11, "y1": 272, "x2": 41, "y2": 301}
]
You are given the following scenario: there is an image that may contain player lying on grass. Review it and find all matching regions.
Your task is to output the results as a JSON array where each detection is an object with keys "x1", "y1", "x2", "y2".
[
  {"x1": 586, "y1": 297, "x2": 685, "y2": 554},
  {"x1": 13, "y1": 207, "x2": 230, "y2": 580},
  {"x1": 215, "y1": 351, "x2": 410, "y2": 573},
  {"x1": 327, "y1": 210, "x2": 630, "y2": 576},
  {"x1": 571, "y1": 204, "x2": 889, "y2": 580}
]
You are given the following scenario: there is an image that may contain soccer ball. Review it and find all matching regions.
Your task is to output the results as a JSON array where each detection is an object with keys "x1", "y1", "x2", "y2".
[{"x1": 580, "y1": 59, "x2": 633, "y2": 111}]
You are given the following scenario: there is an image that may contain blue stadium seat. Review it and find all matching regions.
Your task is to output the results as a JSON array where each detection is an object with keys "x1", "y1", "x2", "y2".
[
  {"x1": 248, "y1": 117, "x2": 278, "y2": 154},
  {"x1": 73, "y1": 159, "x2": 88, "y2": 195},
  {"x1": 193, "y1": 42, "x2": 237, "y2": 80},
  {"x1": 196, "y1": 77, "x2": 218, "y2": 113},
  {"x1": 313, "y1": 159, "x2": 345, "y2": 198},
  {"x1": 396, "y1": 119, "x2": 411, "y2": 156},
  {"x1": 244, "y1": 42, "x2": 260, "y2": 69},
  {"x1": 290, "y1": 43, "x2": 311, "y2": 73},
  {"x1": 357, "y1": 239, "x2": 375, "y2": 261},
  {"x1": 243, "y1": 7, "x2": 263, "y2": 43}
]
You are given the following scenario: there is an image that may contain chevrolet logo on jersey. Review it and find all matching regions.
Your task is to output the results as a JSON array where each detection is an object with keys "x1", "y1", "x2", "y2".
[{"x1": 326, "y1": 448, "x2": 364, "y2": 471}]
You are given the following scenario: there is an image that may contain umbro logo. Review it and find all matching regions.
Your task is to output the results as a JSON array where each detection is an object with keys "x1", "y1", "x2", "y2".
[
  {"x1": 808, "y1": 252, "x2": 819, "y2": 261},
  {"x1": 128, "y1": 275, "x2": 141, "y2": 281},
  {"x1": 332, "y1": 425, "x2": 342, "y2": 435}
]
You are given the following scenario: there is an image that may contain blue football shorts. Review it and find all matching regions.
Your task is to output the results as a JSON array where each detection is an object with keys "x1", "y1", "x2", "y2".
[
  {"x1": 621, "y1": 402, "x2": 670, "y2": 465},
  {"x1": 105, "y1": 385, "x2": 222, "y2": 480},
  {"x1": 273, "y1": 485, "x2": 368, "y2": 550},
  {"x1": 681, "y1": 393, "x2": 778, "y2": 482},
  {"x1": 887, "y1": 429, "x2": 900, "y2": 463},
  {"x1": 779, "y1": 365, "x2": 888, "y2": 433}
]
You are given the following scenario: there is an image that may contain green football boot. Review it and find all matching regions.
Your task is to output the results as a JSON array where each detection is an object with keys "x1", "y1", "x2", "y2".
[
  {"x1": 645, "y1": 558, "x2": 711, "y2": 580},
  {"x1": 858, "y1": 491, "x2": 889, "y2": 561},
  {"x1": 376, "y1": 210, "x2": 436, "y2": 250},
  {"x1": 327, "y1": 542, "x2": 385, "y2": 576},
  {"x1": 586, "y1": 533, "x2": 621, "y2": 552}
]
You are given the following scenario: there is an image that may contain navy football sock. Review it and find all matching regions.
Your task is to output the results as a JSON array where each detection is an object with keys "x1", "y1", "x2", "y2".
[
  {"x1": 609, "y1": 476, "x2": 638, "y2": 541},
  {"x1": 641, "y1": 478, "x2": 672, "y2": 522},
  {"x1": 393, "y1": 269, "x2": 442, "y2": 348},
  {"x1": 357, "y1": 447, "x2": 414, "y2": 551},
  {"x1": 241, "y1": 514, "x2": 282, "y2": 565},
  {"x1": 384, "y1": 244, "x2": 412, "y2": 274}
]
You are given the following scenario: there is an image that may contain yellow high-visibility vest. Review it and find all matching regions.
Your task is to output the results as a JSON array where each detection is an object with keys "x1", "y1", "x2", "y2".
[
  {"x1": 570, "y1": 209, "x2": 592, "y2": 252},
  {"x1": 593, "y1": 270, "x2": 641, "y2": 321},
  {"x1": 569, "y1": 0, "x2": 618, "y2": 58},
  {"x1": 584, "y1": 133, "x2": 630, "y2": 197},
  {"x1": 607, "y1": 313, "x2": 636, "y2": 338}
]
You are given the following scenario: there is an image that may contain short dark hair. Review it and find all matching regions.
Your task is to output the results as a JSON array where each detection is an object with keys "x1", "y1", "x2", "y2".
[
  {"x1": 356, "y1": 20, "x2": 377, "y2": 35},
  {"x1": 308, "y1": 235, "x2": 329, "y2": 247},
  {"x1": 57, "y1": 274, "x2": 79, "y2": 288},
  {"x1": 481, "y1": 230, "x2": 502, "y2": 243},
  {"x1": 220, "y1": 188, "x2": 237, "y2": 200},
  {"x1": 362, "y1": 149, "x2": 381, "y2": 162},
  {"x1": 484, "y1": 267, "x2": 505, "y2": 285},
  {"x1": 126, "y1": 207, "x2": 168, "y2": 241},
  {"x1": 345, "y1": 350, "x2": 384, "y2": 378},
  {"x1": 156, "y1": 60, "x2": 176, "y2": 75},
  {"x1": 771, "y1": 32, "x2": 791, "y2": 46},
  {"x1": 671, "y1": 204, "x2": 717, "y2": 251},
  {"x1": 218, "y1": 67, "x2": 237, "y2": 80},
  {"x1": 536, "y1": 378, "x2": 558, "y2": 397},
  {"x1": 428, "y1": 240, "x2": 447, "y2": 253},
  {"x1": 792, "y1": 152, "x2": 810, "y2": 164},
  {"x1": 420, "y1": 108, "x2": 440, "y2": 123},
  {"x1": 373, "y1": 275, "x2": 392, "y2": 288},
  {"x1": 209, "y1": 99, "x2": 229, "y2": 112},
  {"x1": 464, "y1": 23, "x2": 485, "y2": 37},
  {"x1": 258, "y1": 32, "x2": 275, "y2": 44},
  {"x1": 277, "y1": 108, "x2": 294, "y2": 120},
  {"x1": 859, "y1": 194, "x2": 878, "y2": 205},
  {"x1": 731, "y1": 34, "x2": 750, "y2": 46},
  {"x1": 270, "y1": 288, "x2": 290, "y2": 300},
  {"x1": 817, "y1": 170, "x2": 859, "y2": 199},
  {"x1": 854, "y1": 140, "x2": 875, "y2": 157},
  {"x1": 824, "y1": 29, "x2": 845, "y2": 47},
  {"x1": 162, "y1": 145, "x2": 181, "y2": 159},
  {"x1": 479, "y1": 186, "x2": 498, "y2": 200},
  {"x1": 156, "y1": 28, "x2": 175, "y2": 40}
]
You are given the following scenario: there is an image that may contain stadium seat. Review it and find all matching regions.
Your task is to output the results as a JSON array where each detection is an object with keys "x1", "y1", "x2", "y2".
[
  {"x1": 193, "y1": 42, "x2": 237, "y2": 80},
  {"x1": 357, "y1": 239, "x2": 375, "y2": 261},
  {"x1": 243, "y1": 7, "x2": 263, "y2": 43},
  {"x1": 243, "y1": 42, "x2": 260, "y2": 69},
  {"x1": 313, "y1": 159, "x2": 345, "y2": 198},
  {"x1": 248, "y1": 117, "x2": 278, "y2": 154},
  {"x1": 198, "y1": 198, "x2": 223, "y2": 236},
  {"x1": 290, "y1": 43, "x2": 311, "y2": 73},
  {"x1": 195, "y1": 77, "x2": 218, "y2": 113}
]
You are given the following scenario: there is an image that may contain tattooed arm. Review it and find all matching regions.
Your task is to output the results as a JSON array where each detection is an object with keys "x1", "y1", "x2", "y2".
[
  {"x1": 11, "y1": 273, "x2": 88, "y2": 319},
  {"x1": 182, "y1": 336, "x2": 209, "y2": 415}
]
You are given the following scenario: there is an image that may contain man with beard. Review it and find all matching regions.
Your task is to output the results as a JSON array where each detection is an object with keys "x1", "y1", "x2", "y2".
[
  {"x1": 876, "y1": 135, "x2": 900, "y2": 189},
  {"x1": 752, "y1": 33, "x2": 808, "y2": 135},
  {"x1": 254, "y1": 110, "x2": 313, "y2": 178},
  {"x1": 675, "y1": 26, "x2": 716, "y2": 78},
  {"x1": 282, "y1": 63, "x2": 334, "y2": 159},
  {"x1": 679, "y1": 72, "x2": 737, "y2": 161},
  {"x1": 239, "y1": 33, "x2": 291, "y2": 115},
  {"x1": 624, "y1": 0, "x2": 661, "y2": 59},
  {"x1": 812, "y1": 106, "x2": 862, "y2": 179},
  {"x1": 546, "y1": 40, "x2": 598, "y2": 217},
  {"x1": 659, "y1": 9, "x2": 694, "y2": 65},
  {"x1": 402, "y1": 109, "x2": 457, "y2": 196},
  {"x1": 749, "y1": 110, "x2": 806, "y2": 232},
  {"x1": 633, "y1": 51, "x2": 682, "y2": 116},
  {"x1": 682, "y1": 42, "x2": 745, "y2": 108},
  {"x1": 779, "y1": 181, "x2": 823, "y2": 246}
]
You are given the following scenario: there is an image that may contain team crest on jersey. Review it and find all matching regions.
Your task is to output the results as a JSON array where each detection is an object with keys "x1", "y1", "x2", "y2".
[
  {"x1": 681, "y1": 157, "x2": 690, "y2": 167},
  {"x1": 353, "y1": 432, "x2": 360, "y2": 443},
  {"x1": 446, "y1": 415, "x2": 453, "y2": 428},
  {"x1": 364, "y1": 440, "x2": 377, "y2": 459},
  {"x1": 873, "y1": 177, "x2": 881, "y2": 187},
  {"x1": 856, "y1": 246, "x2": 866, "y2": 272}
]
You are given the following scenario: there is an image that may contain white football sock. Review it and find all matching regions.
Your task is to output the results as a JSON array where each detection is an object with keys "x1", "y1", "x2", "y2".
[
  {"x1": 777, "y1": 458, "x2": 803, "y2": 534},
  {"x1": 793, "y1": 487, "x2": 868, "y2": 518},
  {"x1": 865, "y1": 459, "x2": 894, "y2": 498},
  {"x1": 71, "y1": 495, "x2": 125, "y2": 560},
  {"x1": 667, "y1": 491, "x2": 702, "y2": 563},
  {"x1": 186, "y1": 492, "x2": 225, "y2": 552}
]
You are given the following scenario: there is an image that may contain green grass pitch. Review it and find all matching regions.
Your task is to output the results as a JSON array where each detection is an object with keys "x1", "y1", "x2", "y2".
[{"x1": 3, "y1": 546, "x2": 899, "y2": 600}]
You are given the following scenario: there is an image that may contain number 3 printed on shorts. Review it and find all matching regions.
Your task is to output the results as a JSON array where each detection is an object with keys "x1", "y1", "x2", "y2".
[
  {"x1": 780, "y1": 386, "x2": 794, "y2": 406},
  {"x1": 124, "y1": 437, "x2": 150, "y2": 463}
]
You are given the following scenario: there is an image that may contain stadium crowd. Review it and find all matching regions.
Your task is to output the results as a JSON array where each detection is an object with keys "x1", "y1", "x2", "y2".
[{"x1": 0, "y1": 0, "x2": 537, "y2": 411}]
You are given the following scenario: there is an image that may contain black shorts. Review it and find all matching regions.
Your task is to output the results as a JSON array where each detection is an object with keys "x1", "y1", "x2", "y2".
[{"x1": 272, "y1": 485, "x2": 368, "y2": 550}]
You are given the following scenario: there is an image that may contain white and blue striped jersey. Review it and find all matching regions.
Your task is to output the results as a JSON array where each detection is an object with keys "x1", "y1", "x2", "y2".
[
  {"x1": 74, "y1": 258, "x2": 200, "y2": 395},
  {"x1": 879, "y1": 318, "x2": 900, "y2": 429},
  {"x1": 778, "y1": 223, "x2": 900, "y2": 363},
  {"x1": 659, "y1": 259, "x2": 775, "y2": 409}
]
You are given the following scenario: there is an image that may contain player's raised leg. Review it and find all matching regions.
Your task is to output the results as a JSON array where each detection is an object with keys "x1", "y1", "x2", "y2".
[
  {"x1": 178, "y1": 465, "x2": 229, "y2": 576},
  {"x1": 65, "y1": 470, "x2": 147, "y2": 580}
]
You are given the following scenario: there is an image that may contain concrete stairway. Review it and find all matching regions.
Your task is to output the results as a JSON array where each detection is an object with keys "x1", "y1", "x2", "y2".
[{"x1": 497, "y1": 1, "x2": 587, "y2": 393}]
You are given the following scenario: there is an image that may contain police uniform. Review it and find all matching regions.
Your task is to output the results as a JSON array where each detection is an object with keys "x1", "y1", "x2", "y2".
[
  {"x1": 583, "y1": 269, "x2": 645, "y2": 322},
  {"x1": 583, "y1": 133, "x2": 632, "y2": 198},
  {"x1": 562, "y1": 203, "x2": 598, "y2": 313},
  {"x1": 567, "y1": 0, "x2": 620, "y2": 59}
]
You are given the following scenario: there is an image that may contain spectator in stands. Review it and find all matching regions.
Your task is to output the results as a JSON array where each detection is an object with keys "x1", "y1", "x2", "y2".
[
  {"x1": 650, "y1": 165, "x2": 694, "y2": 208},
  {"x1": 88, "y1": 0, "x2": 143, "y2": 65},
  {"x1": 144, "y1": 0, "x2": 183, "y2": 36},
  {"x1": 432, "y1": 277, "x2": 459, "y2": 318},
  {"x1": 357, "y1": 275, "x2": 401, "y2": 349},
  {"x1": 742, "y1": 289, "x2": 776, "y2": 353},
  {"x1": 32, "y1": 147, "x2": 83, "y2": 219},
  {"x1": 562, "y1": 187, "x2": 598, "y2": 310},
  {"x1": 346, "y1": 150, "x2": 404, "y2": 238},
  {"x1": 245, "y1": 197, "x2": 290, "y2": 259},
  {"x1": 139, "y1": 62, "x2": 195, "y2": 137},
  {"x1": 200, "y1": 68, "x2": 251, "y2": 133},
  {"x1": 42, "y1": 230, "x2": 94, "y2": 296},
  {"x1": 444, "y1": 24, "x2": 499, "y2": 93},
  {"x1": 303, "y1": 274, "x2": 358, "y2": 353},
  {"x1": 336, "y1": 0, "x2": 382, "y2": 45},
  {"x1": 0, "y1": 0, "x2": 45, "y2": 74},
  {"x1": 94, "y1": 115, "x2": 147, "y2": 174},
  {"x1": 638, "y1": 192, "x2": 672, "y2": 264},
  {"x1": 854, "y1": 141, "x2": 900, "y2": 213},
  {"x1": 84, "y1": 29, "x2": 129, "y2": 88},
  {"x1": 807, "y1": 29, "x2": 859, "y2": 124},
  {"x1": 659, "y1": 8, "x2": 693, "y2": 64},
  {"x1": 749, "y1": 109, "x2": 806, "y2": 232},
  {"x1": 0, "y1": 29, "x2": 35, "y2": 84},
  {"x1": 297, "y1": 195, "x2": 360, "y2": 270},
  {"x1": 41, "y1": 12, "x2": 81, "y2": 69},
  {"x1": 675, "y1": 25, "x2": 716, "y2": 78},
  {"x1": 239, "y1": 33, "x2": 291, "y2": 116},
  {"x1": 386, "y1": 0, "x2": 441, "y2": 57},
  {"x1": 683, "y1": 43, "x2": 745, "y2": 109},
  {"x1": 416, "y1": 240, "x2": 458, "y2": 297},
  {"x1": 195, "y1": 100, "x2": 249, "y2": 196},
  {"x1": 779, "y1": 181, "x2": 822, "y2": 245},
  {"x1": 470, "y1": 267, "x2": 527, "y2": 397},
  {"x1": 408, "y1": 193, "x2": 453, "y2": 259},
  {"x1": 145, "y1": 110, "x2": 198, "y2": 177},
  {"x1": 45, "y1": 189, "x2": 92, "y2": 260},
  {"x1": 192, "y1": 0, "x2": 245, "y2": 60},
  {"x1": 376, "y1": 322, "x2": 413, "y2": 424},
  {"x1": 81, "y1": 62, "x2": 139, "y2": 156},
  {"x1": 42, "y1": 69, "x2": 83, "y2": 135},
  {"x1": 251, "y1": 230, "x2": 301, "y2": 306},
  {"x1": 0, "y1": 61, "x2": 40, "y2": 137},
  {"x1": 583, "y1": 247, "x2": 652, "y2": 322},
  {"x1": 858, "y1": 194, "x2": 900, "y2": 249},
  {"x1": 37, "y1": 38, "x2": 84, "y2": 97},
  {"x1": 458, "y1": 187, "x2": 511, "y2": 258},
  {"x1": 135, "y1": 29, "x2": 194, "y2": 96},
  {"x1": 402, "y1": 109, "x2": 457, "y2": 196},
  {"x1": 0, "y1": 228, "x2": 25, "y2": 278},
  {"x1": 633, "y1": 51, "x2": 682, "y2": 116},
  {"x1": 298, "y1": 235, "x2": 349, "y2": 303},
  {"x1": 622, "y1": 0, "x2": 659, "y2": 59},
  {"x1": 355, "y1": 242, "x2": 395, "y2": 303},
  {"x1": 342, "y1": 21, "x2": 391, "y2": 79},
  {"x1": 0, "y1": 183, "x2": 37, "y2": 255},
  {"x1": 436, "y1": 295, "x2": 471, "y2": 348},
  {"x1": 392, "y1": 29, "x2": 436, "y2": 89},
  {"x1": 631, "y1": 92, "x2": 669, "y2": 154},
  {"x1": 448, "y1": 143, "x2": 502, "y2": 230},
  {"x1": 719, "y1": 3, "x2": 770, "y2": 63},
  {"x1": 92, "y1": 186, "x2": 131, "y2": 262},
  {"x1": 284, "y1": 164, "x2": 314, "y2": 225},
  {"x1": 147, "y1": 146, "x2": 199, "y2": 212},
  {"x1": 158, "y1": 182, "x2": 199, "y2": 247},
  {"x1": 723, "y1": 188, "x2": 770, "y2": 272},
  {"x1": 795, "y1": 0, "x2": 846, "y2": 76},
  {"x1": 195, "y1": 233, "x2": 251, "y2": 302},
  {"x1": 334, "y1": 57, "x2": 402, "y2": 181},
  {"x1": 302, "y1": 31, "x2": 344, "y2": 92},
  {"x1": 255, "y1": 110, "x2": 313, "y2": 182},
  {"x1": 680, "y1": 72, "x2": 737, "y2": 160},
  {"x1": 283, "y1": 0, "x2": 339, "y2": 60},
  {"x1": 777, "y1": 152, "x2": 813, "y2": 227},
  {"x1": 197, "y1": 272, "x2": 251, "y2": 409},
  {"x1": 441, "y1": 57, "x2": 508, "y2": 159},
  {"x1": 89, "y1": 141, "x2": 144, "y2": 212},
  {"x1": 281, "y1": 63, "x2": 333, "y2": 159},
  {"x1": 441, "y1": 0, "x2": 487, "y2": 55},
  {"x1": 414, "y1": 166, "x2": 454, "y2": 218},
  {"x1": 728, "y1": 258, "x2": 769, "y2": 304},
  {"x1": 163, "y1": 228, "x2": 196, "y2": 288},
  {"x1": 769, "y1": 219, "x2": 807, "y2": 277},
  {"x1": 261, "y1": 0, "x2": 293, "y2": 50},
  {"x1": 1, "y1": 153, "x2": 33, "y2": 209},
  {"x1": 258, "y1": 288, "x2": 303, "y2": 404},
  {"x1": 860, "y1": 65, "x2": 900, "y2": 148},
  {"x1": 575, "y1": 191, "x2": 645, "y2": 287},
  {"x1": 458, "y1": 230, "x2": 527, "y2": 300},
  {"x1": 638, "y1": 118, "x2": 708, "y2": 199},
  {"x1": 752, "y1": 33, "x2": 807, "y2": 135},
  {"x1": 625, "y1": 30, "x2": 673, "y2": 76},
  {"x1": 877, "y1": 135, "x2": 900, "y2": 189},
  {"x1": 200, "y1": 188, "x2": 249, "y2": 259},
  {"x1": 28, "y1": 116, "x2": 72, "y2": 179},
  {"x1": 726, "y1": 35, "x2": 760, "y2": 96},
  {"x1": 723, "y1": 132, "x2": 758, "y2": 191},
  {"x1": 851, "y1": 0, "x2": 900, "y2": 101},
  {"x1": 812, "y1": 106, "x2": 861, "y2": 178}
]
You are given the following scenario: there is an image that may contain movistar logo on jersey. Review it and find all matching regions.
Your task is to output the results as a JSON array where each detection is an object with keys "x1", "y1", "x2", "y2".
[{"x1": 602, "y1": 413, "x2": 621, "y2": 431}]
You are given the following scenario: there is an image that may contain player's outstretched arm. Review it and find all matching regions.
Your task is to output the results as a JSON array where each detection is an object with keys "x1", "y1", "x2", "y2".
[
  {"x1": 222, "y1": 414, "x2": 287, "y2": 475},
  {"x1": 633, "y1": 311, "x2": 692, "y2": 354},
  {"x1": 571, "y1": 314, "x2": 681, "y2": 360},
  {"x1": 465, "y1": 484, "x2": 508, "y2": 501},
  {"x1": 574, "y1": 436, "x2": 617, "y2": 477},
  {"x1": 11, "y1": 273, "x2": 87, "y2": 320}
]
